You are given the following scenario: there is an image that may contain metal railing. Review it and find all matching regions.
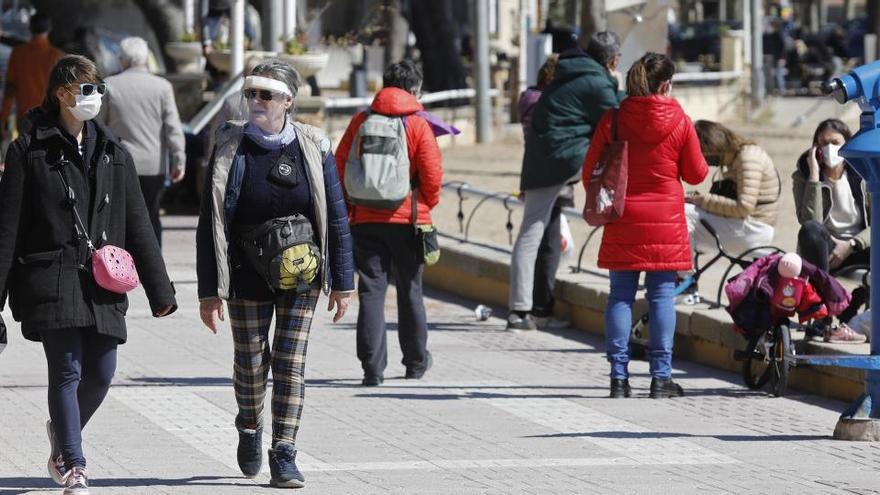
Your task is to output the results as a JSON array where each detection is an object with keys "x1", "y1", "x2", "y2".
[
  {"x1": 441, "y1": 181, "x2": 605, "y2": 275},
  {"x1": 672, "y1": 70, "x2": 744, "y2": 83},
  {"x1": 184, "y1": 84, "x2": 500, "y2": 135}
]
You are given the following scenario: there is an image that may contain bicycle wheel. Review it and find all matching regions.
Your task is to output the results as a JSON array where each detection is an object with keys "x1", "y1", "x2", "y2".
[
  {"x1": 768, "y1": 324, "x2": 792, "y2": 397},
  {"x1": 741, "y1": 330, "x2": 772, "y2": 390},
  {"x1": 629, "y1": 313, "x2": 649, "y2": 360}
]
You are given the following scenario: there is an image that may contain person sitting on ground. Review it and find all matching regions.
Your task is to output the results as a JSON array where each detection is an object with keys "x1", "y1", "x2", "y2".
[
  {"x1": 686, "y1": 121, "x2": 780, "y2": 258},
  {"x1": 793, "y1": 118, "x2": 869, "y2": 341}
]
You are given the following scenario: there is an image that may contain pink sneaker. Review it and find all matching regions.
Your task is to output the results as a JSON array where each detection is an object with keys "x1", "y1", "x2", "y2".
[
  {"x1": 46, "y1": 420, "x2": 65, "y2": 485},
  {"x1": 824, "y1": 324, "x2": 868, "y2": 344}
]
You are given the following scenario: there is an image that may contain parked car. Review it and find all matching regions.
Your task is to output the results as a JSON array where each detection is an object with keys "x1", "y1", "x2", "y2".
[{"x1": 668, "y1": 20, "x2": 743, "y2": 65}]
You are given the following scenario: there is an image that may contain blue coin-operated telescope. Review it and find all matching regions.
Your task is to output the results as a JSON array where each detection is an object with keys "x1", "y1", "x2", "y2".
[{"x1": 820, "y1": 60, "x2": 880, "y2": 440}]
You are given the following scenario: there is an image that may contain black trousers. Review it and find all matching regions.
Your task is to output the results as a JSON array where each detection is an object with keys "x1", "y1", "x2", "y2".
[
  {"x1": 797, "y1": 220, "x2": 870, "y2": 274},
  {"x1": 532, "y1": 204, "x2": 562, "y2": 317},
  {"x1": 352, "y1": 223, "x2": 429, "y2": 378},
  {"x1": 41, "y1": 327, "x2": 117, "y2": 471},
  {"x1": 138, "y1": 174, "x2": 166, "y2": 247},
  {"x1": 798, "y1": 220, "x2": 870, "y2": 322}
]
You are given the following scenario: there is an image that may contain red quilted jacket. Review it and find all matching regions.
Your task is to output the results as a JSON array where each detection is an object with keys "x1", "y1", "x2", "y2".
[
  {"x1": 335, "y1": 87, "x2": 443, "y2": 226},
  {"x1": 582, "y1": 95, "x2": 708, "y2": 271}
]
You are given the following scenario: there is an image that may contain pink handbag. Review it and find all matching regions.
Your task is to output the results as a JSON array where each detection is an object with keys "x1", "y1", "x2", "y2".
[
  {"x1": 91, "y1": 245, "x2": 140, "y2": 294},
  {"x1": 54, "y1": 162, "x2": 140, "y2": 294}
]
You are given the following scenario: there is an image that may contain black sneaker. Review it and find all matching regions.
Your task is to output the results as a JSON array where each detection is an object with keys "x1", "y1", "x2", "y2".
[
  {"x1": 405, "y1": 351, "x2": 433, "y2": 379},
  {"x1": 235, "y1": 415, "x2": 262, "y2": 478},
  {"x1": 609, "y1": 378, "x2": 631, "y2": 398},
  {"x1": 268, "y1": 442, "x2": 305, "y2": 488},
  {"x1": 361, "y1": 375, "x2": 383, "y2": 386},
  {"x1": 649, "y1": 378, "x2": 685, "y2": 398}
]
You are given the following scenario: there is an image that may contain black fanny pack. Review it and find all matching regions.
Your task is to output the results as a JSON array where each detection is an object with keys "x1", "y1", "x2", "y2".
[{"x1": 233, "y1": 215, "x2": 321, "y2": 294}]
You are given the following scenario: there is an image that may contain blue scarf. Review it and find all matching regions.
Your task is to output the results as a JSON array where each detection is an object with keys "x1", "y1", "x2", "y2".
[{"x1": 244, "y1": 116, "x2": 296, "y2": 150}]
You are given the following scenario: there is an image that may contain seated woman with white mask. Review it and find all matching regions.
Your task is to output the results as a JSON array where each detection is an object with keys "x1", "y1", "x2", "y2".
[{"x1": 793, "y1": 118, "x2": 870, "y2": 342}]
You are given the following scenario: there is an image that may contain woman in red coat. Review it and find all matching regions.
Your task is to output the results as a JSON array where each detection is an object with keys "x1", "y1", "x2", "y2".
[{"x1": 582, "y1": 53, "x2": 708, "y2": 399}]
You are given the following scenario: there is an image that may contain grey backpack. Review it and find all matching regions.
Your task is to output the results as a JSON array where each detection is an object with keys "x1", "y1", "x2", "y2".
[{"x1": 344, "y1": 111, "x2": 411, "y2": 209}]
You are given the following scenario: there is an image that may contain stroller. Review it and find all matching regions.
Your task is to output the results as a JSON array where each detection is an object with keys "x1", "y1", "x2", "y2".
[{"x1": 725, "y1": 253, "x2": 851, "y2": 397}]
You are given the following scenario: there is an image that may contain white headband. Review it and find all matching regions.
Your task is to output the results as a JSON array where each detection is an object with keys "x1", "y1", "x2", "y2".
[{"x1": 242, "y1": 76, "x2": 292, "y2": 97}]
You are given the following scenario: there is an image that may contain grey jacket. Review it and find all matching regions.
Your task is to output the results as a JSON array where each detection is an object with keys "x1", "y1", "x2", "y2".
[{"x1": 101, "y1": 67, "x2": 186, "y2": 177}]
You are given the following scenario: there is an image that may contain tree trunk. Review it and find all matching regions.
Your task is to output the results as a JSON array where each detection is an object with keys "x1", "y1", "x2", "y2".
[
  {"x1": 579, "y1": 0, "x2": 605, "y2": 44},
  {"x1": 407, "y1": 0, "x2": 467, "y2": 91},
  {"x1": 383, "y1": 0, "x2": 408, "y2": 67}
]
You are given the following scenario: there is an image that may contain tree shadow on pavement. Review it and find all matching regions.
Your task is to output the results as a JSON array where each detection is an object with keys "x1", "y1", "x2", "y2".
[
  {"x1": 526, "y1": 431, "x2": 830, "y2": 442},
  {"x1": 0, "y1": 475, "x2": 263, "y2": 492}
]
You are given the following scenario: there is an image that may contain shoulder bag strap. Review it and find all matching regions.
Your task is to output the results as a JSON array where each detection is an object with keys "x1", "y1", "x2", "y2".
[
  {"x1": 53, "y1": 161, "x2": 95, "y2": 252},
  {"x1": 611, "y1": 109, "x2": 619, "y2": 141}
]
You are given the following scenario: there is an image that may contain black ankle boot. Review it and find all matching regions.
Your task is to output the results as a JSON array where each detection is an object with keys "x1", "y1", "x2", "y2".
[
  {"x1": 609, "y1": 378, "x2": 631, "y2": 398},
  {"x1": 650, "y1": 377, "x2": 684, "y2": 398}
]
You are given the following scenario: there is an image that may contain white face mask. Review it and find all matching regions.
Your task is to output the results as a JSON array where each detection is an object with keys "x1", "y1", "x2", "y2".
[
  {"x1": 68, "y1": 93, "x2": 103, "y2": 121},
  {"x1": 821, "y1": 143, "x2": 845, "y2": 169}
]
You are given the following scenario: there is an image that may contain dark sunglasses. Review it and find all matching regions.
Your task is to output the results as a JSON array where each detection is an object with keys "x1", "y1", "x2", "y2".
[
  {"x1": 70, "y1": 83, "x2": 106, "y2": 96},
  {"x1": 243, "y1": 88, "x2": 287, "y2": 102}
]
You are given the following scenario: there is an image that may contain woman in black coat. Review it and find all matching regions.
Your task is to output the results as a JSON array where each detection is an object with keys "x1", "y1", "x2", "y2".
[{"x1": 0, "y1": 55, "x2": 177, "y2": 494}]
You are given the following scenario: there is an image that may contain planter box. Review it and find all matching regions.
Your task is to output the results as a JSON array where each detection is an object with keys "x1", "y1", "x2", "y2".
[
  {"x1": 165, "y1": 42, "x2": 204, "y2": 74},
  {"x1": 277, "y1": 52, "x2": 330, "y2": 79},
  {"x1": 206, "y1": 49, "x2": 276, "y2": 73}
]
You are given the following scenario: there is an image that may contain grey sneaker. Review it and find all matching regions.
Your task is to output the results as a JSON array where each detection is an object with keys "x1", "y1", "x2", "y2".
[
  {"x1": 62, "y1": 466, "x2": 89, "y2": 495},
  {"x1": 46, "y1": 420, "x2": 65, "y2": 485},
  {"x1": 506, "y1": 313, "x2": 536, "y2": 331}
]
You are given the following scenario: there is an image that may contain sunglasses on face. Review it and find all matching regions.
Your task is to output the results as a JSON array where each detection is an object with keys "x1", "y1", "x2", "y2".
[
  {"x1": 72, "y1": 83, "x2": 107, "y2": 96},
  {"x1": 243, "y1": 88, "x2": 287, "y2": 102}
]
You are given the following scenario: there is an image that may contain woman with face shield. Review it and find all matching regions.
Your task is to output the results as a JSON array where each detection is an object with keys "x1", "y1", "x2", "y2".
[
  {"x1": 0, "y1": 55, "x2": 178, "y2": 494},
  {"x1": 685, "y1": 121, "x2": 780, "y2": 258},
  {"x1": 792, "y1": 118, "x2": 869, "y2": 343},
  {"x1": 196, "y1": 59, "x2": 354, "y2": 487}
]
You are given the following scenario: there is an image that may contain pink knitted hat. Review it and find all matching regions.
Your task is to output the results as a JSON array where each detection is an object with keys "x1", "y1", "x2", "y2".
[{"x1": 777, "y1": 253, "x2": 802, "y2": 279}]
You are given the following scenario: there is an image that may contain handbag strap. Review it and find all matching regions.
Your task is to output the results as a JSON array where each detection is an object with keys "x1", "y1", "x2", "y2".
[
  {"x1": 611, "y1": 109, "x2": 619, "y2": 141},
  {"x1": 53, "y1": 161, "x2": 95, "y2": 252}
]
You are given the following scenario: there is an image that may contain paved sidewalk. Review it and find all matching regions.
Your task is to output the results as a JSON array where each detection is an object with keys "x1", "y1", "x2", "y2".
[{"x1": 1, "y1": 216, "x2": 879, "y2": 494}]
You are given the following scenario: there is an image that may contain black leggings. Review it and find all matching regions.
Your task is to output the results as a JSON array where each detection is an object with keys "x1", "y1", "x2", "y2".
[{"x1": 41, "y1": 327, "x2": 118, "y2": 471}]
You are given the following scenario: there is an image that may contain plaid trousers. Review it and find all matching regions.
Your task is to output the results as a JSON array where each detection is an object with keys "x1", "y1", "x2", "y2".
[{"x1": 228, "y1": 289, "x2": 319, "y2": 446}]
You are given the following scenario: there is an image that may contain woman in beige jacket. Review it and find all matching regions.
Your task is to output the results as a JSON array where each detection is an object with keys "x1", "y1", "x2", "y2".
[{"x1": 685, "y1": 120, "x2": 780, "y2": 256}]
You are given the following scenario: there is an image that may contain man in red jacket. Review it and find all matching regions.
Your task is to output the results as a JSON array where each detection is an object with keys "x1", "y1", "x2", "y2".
[{"x1": 335, "y1": 61, "x2": 443, "y2": 386}]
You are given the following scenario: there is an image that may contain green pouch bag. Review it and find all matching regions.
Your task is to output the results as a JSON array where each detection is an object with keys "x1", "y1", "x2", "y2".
[{"x1": 417, "y1": 224, "x2": 440, "y2": 266}]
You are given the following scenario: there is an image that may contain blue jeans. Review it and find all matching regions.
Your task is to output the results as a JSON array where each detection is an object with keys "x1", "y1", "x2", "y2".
[
  {"x1": 41, "y1": 327, "x2": 118, "y2": 471},
  {"x1": 605, "y1": 271, "x2": 676, "y2": 380}
]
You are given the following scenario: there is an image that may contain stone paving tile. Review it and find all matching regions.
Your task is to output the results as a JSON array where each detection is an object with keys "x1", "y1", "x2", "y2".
[{"x1": 1, "y1": 217, "x2": 879, "y2": 494}]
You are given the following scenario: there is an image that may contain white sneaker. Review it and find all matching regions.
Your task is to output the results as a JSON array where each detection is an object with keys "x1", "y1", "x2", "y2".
[
  {"x1": 62, "y1": 466, "x2": 89, "y2": 495},
  {"x1": 46, "y1": 420, "x2": 65, "y2": 485}
]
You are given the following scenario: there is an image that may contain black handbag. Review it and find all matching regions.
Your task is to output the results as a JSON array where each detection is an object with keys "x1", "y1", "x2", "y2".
[
  {"x1": 708, "y1": 167, "x2": 782, "y2": 205},
  {"x1": 233, "y1": 214, "x2": 321, "y2": 293},
  {"x1": 709, "y1": 178, "x2": 738, "y2": 200}
]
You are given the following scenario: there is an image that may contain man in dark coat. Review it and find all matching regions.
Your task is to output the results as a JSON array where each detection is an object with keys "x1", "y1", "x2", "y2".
[{"x1": 508, "y1": 31, "x2": 625, "y2": 330}]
